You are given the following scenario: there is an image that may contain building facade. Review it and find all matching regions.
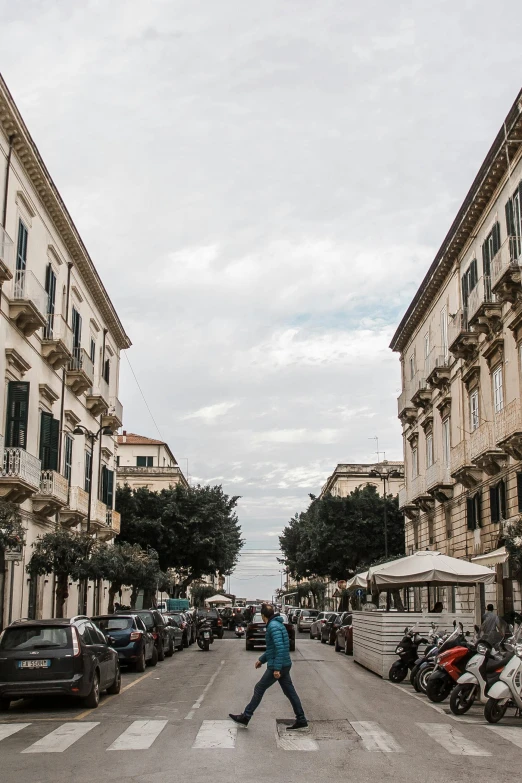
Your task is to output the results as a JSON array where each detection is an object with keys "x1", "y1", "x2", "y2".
[
  {"x1": 320, "y1": 461, "x2": 404, "y2": 499},
  {"x1": 116, "y1": 432, "x2": 188, "y2": 490},
  {"x1": 391, "y1": 89, "x2": 522, "y2": 618},
  {"x1": 0, "y1": 75, "x2": 131, "y2": 627}
]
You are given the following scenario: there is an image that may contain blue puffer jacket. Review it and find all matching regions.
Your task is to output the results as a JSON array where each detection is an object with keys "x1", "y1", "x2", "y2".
[{"x1": 259, "y1": 615, "x2": 292, "y2": 671}]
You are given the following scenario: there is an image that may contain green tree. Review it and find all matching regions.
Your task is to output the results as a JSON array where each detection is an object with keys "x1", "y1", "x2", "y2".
[
  {"x1": 505, "y1": 517, "x2": 522, "y2": 581},
  {"x1": 190, "y1": 584, "x2": 219, "y2": 607},
  {"x1": 88, "y1": 541, "x2": 162, "y2": 611},
  {"x1": 27, "y1": 528, "x2": 95, "y2": 617}
]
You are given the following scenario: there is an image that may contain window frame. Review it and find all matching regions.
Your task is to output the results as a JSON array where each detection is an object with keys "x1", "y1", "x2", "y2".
[
  {"x1": 469, "y1": 389, "x2": 479, "y2": 432},
  {"x1": 442, "y1": 417, "x2": 451, "y2": 466},
  {"x1": 426, "y1": 433, "x2": 434, "y2": 469},
  {"x1": 492, "y1": 366, "x2": 504, "y2": 414}
]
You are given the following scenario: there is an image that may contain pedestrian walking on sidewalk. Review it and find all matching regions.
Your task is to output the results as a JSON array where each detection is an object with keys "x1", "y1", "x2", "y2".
[{"x1": 229, "y1": 603, "x2": 308, "y2": 731}]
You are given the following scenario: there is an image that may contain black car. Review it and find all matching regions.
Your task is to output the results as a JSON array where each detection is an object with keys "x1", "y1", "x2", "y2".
[
  {"x1": 162, "y1": 615, "x2": 184, "y2": 654},
  {"x1": 92, "y1": 614, "x2": 157, "y2": 671},
  {"x1": 321, "y1": 612, "x2": 352, "y2": 645},
  {"x1": 165, "y1": 613, "x2": 191, "y2": 648},
  {"x1": 0, "y1": 616, "x2": 120, "y2": 711},
  {"x1": 125, "y1": 610, "x2": 170, "y2": 661},
  {"x1": 196, "y1": 609, "x2": 224, "y2": 639}
]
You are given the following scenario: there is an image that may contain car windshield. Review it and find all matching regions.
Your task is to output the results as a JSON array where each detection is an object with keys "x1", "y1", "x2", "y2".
[
  {"x1": 253, "y1": 613, "x2": 264, "y2": 623},
  {"x1": 0, "y1": 626, "x2": 69, "y2": 650},
  {"x1": 300, "y1": 610, "x2": 318, "y2": 617},
  {"x1": 93, "y1": 618, "x2": 132, "y2": 631}
]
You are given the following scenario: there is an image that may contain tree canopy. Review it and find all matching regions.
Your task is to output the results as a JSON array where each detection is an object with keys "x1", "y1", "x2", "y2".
[
  {"x1": 116, "y1": 482, "x2": 243, "y2": 595},
  {"x1": 279, "y1": 485, "x2": 404, "y2": 580}
]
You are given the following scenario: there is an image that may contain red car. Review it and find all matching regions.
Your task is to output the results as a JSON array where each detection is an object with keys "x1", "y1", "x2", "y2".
[{"x1": 245, "y1": 612, "x2": 296, "y2": 652}]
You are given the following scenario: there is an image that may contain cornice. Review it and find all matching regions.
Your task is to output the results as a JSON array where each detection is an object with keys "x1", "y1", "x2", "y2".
[{"x1": 0, "y1": 74, "x2": 131, "y2": 350}]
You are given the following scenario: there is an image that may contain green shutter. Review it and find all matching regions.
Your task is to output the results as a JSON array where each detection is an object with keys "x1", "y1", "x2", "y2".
[
  {"x1": 492, "y1": 222, "x2": 501, "y2": 255},
  {"x1": 482, "y1": 240, "x2": 490, "y2": 276},
  {"x1": 106, "y1": 469, "x2": 114, "y2": 509},
  {"x1": 466, "y1": 497, "x2": 475, "y2": 530},
  {"x1": 506, "y1": 200, "x2": 516, "y2": 260},
  {"x1": 6, "y1": 381, "x2": 30, "y2": 449},
  {"x1": 39, "y1": 412, "x2": 52, "y2": 470},
  {"x1": 490, "y1": 486, "x2": 499, "y2": 524},
  {"x1": 499, "y1": 479, "x2": 507, "y2": 519},
  {"x1": 16, "y1": 220, "x2": 27, "y2": 272},
  {"x1": 49, "y1": 418, "x2": 59, "y2": 472},
  {"x1": 475, "y1": 491, "x2": 482, "y2": 528}
]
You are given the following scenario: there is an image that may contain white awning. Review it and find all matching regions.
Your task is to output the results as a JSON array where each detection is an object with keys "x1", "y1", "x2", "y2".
[
  {"x1": 471, "y1": 546, "x2": 508, "y2": 568},
  {"x1": 346, "y1": 572, "x2": 368, "y2": 590},
  {"x1": 368, "y1": 550, "x2": 496, "y2": 588},
  {"x1": 205, "y1": 594, "x2": 232, "y2": 604}
]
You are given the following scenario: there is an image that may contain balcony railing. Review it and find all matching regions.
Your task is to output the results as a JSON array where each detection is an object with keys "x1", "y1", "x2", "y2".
[
  {"x1": 491, "y1": 236, "x2": 521, "y2": 289},
  {"x1": 448, "y1": 308, "x2": 470, "y2": 346},
  {"x1": 410, "y1": 474, "x2": 426, "y2": 500},
  {"x1": 1, "y1": 447, "x2": 42, "y2": 489},
  {"x1": 469, "y1": 421, "x2": 494, "y2": 460},
  {"x1": 108, "y1": 396, "x2": 123, "y2": 426},
  {"x1": 68, "y1": 348, "x2": 95, "y2": 384},
  {"x1": 68, "y1": 485, "x2": 89, "y2": 517},
  {"x1": 425, "y1": 461, "x2": 451, "y2": 490},
  {"x1": 398, "y1": 486, "x2": 407, "y2": 509},
  {"x1": 450, "y1": 439, "x2": 469, "y2": 474},
  {"x1": 467, "y1": 275, "x2": 496, "y2": 322},
  {"x1": 43, "y1": 314, "x2": 74, "y2": 353},
  {"x1": 38, "y1": 470, "x2": 69, "y2": 504},
  {"x1": 92, "y1": 499, "x2": 107, "y2": 525},
  {"x1": 12, "y1": 269, "x2": 48, "y2": 319},
  {"x1": 494, "y1": 399, "x2": 521, "y2": 444},
  {"x1": 117, "y1": 465, "x2": 184, "y2": 476},
  {"x1": 0, "y1": 225, "x2": 14, "y2": 275},
  {"x1": 106, "y1": 508, "x2": 121, "y2": 534},
  {"x1": 89, "y1": 376, "x2": 109, "y2": 400}
]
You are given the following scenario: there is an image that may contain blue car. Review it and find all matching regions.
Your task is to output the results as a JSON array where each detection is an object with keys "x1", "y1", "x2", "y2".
[{"x1": 92, "y1": 615, "x2": 157, "y2": 672}]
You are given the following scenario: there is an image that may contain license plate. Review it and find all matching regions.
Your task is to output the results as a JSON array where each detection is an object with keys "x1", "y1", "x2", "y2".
[
  {"x1": 203, "y1": 632, "x2": 210, "y2": 638},
  {"x1": 18, "y1": 659, "x2": 51, "y2": 669}
]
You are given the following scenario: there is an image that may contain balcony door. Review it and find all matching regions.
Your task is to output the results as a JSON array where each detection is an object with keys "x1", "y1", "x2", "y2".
[
  {"x1": 72, "y1": 306, "x2": 82, "y2": 364},
  {"x1": 44, "y1": 263, "x2": 57, "y2": 339},
  {"x1": 15, "y1": 219, "x2": 28, "y2": 297},
  {"x1": 5, "y1": 381, "x2": 29, "y2": 449},
  {"x1": 39, "y1": 412, "x2": 59, "y2": 471}
]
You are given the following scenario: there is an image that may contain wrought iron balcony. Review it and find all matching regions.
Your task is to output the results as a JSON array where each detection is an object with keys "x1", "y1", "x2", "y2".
[
  {"x1": 102, "y1": 396, "x2": 123, "y2": 430},
  {"x1": 0, "y1": 225, "x2": 14, "y2": 283},
  {"x1": 494, "y1": 399, "x2": 522, "y2": 459},
  {"x1": 470, "y1": 421, "x2": 507, "y2": 475},
  {"x1": 410, "y1": 372, "x2": 432, "y2": 410},
  {"x1": 467, "y1": 276, "x2": 502, "y2": 334},
  {"x1": 425, "y1": 348, "x2": 451, "y2": 390},
  {"x1": 60, "y1": 485, "x2": 89, "y2": 527},
  {"x1": 448, "y1": 308, "x2": 479, "y2": 361},
  {"x1": 99, "y1": 509, "x2": 121, "y2": 540},
  {"x1": 0, "y1": 446, "x2": 42, "y2": 503},
  {"x1": 397, "y1": 388, "x2": 417, "y2": 426},
  {"x1": 8, "y1": 269, "x2": 47, "y2": 336},
  {"x1": 398, "y1": 482, "x2": 420, "y2": 520},
  {"x1": 425, "y1": 461, "x2": 453, "y2": 502},
  {"x1": 491, "y1": 236, "x2": 522, "y2": 305},
  {"x1": 450, "y1": 439, "x2": 481, "y2": 489},
  {"x1": 86, "y1": 376, "x2": 109, "y2": 417},
  {"x1": 42, "y1": 315, "x2": 74, "y2": 370},
  {"x1": 33, "y1": 470, "x2": 69, "y2": 516},
  {"x1": 66, "y1": 348, "x2": 94, "y2": 396}
]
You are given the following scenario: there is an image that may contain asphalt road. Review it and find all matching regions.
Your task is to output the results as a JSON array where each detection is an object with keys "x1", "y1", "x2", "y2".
[{"x1": 1, "y1": 633, "x2": 522, "y2": 783}]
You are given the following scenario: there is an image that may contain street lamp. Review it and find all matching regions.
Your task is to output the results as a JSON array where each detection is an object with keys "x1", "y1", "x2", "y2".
[
  {"x1": 369, "y1": 465, "x2": 403, "y2": 558},
  {"x1": 72, "y1": 425, "x2": 114, "y2": 534}
]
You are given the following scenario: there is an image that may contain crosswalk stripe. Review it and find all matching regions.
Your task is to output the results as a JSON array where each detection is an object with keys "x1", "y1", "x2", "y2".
[
  {"x1": 22, "y1": 722, "x2": 99, "y2": 754},
  {"x1": 351, "y1": 721, "x2": 403, "y2": 753},
  {"x1": 107, "y1": 720, "x2": 168, "y2": 751},
  {"x1": 275, "y1": 729, "x2": 318, "y2": 752},
  {"x1": 486, "y1": 726, "x2": 522, "y2": 749},
  {"x1": 192, "y1": 720, "x2": 238, "y2": 749},
  {"x1": 0, "y1": 723, "x2": 31, "y2": 742},
  {"x1": 416, "y1": 723, "x2": 491, "y2": 756}
]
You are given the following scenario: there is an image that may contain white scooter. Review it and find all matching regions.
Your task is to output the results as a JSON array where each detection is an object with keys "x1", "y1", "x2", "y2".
[
  {"x1": 450, "y1": 637, "x2": 514, "y2": 715},
  {"x1": 484, "y1": 624, "x2": 522, "y2": 723}
]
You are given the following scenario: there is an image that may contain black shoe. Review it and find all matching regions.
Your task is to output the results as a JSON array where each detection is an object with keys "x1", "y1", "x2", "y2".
[
  {"x1": 229, "y1": 713, "x2": 250, "y2": 726},
  {"x1": 286, "y1": 719, "x2": 308, "y2": 731}
]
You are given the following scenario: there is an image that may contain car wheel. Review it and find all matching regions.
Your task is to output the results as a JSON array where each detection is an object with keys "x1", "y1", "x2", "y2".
[
  {"x1": 166, "y1": 639, "x2": 174, "y2": 657},
  {"x1": 0, "y1": 698, "x2": 10, "y2": 712},
  {"x1": 84, "y1": 672, "x2": 100, "y2": 708},
  {"x1": 135, "y1": 649, "x2": 146, "y2": 672},
  {"x1": 246, "y1": 641, "x2": 253, "y2": 651},
  {"x1": 183, "y1": 633, "x2": 189, "y2": 648},
  {"x1": 309, "y1": 631, "x2": 313, "y2": 639},
  {"x1": 218, "y1": 630, "x2": 224, "y2": 639},
  {"x1": 290, "y1": 641, "x2": 295, "y2": 652},
  {"x1": 107, "y1": 664, "x2": 121, "y2": 695},
  {"x1": 147, "y1": 645, "x2": 158, "y2": 667},
  {"x1": 320, "y1": 635, "x2": 327, "y2": 644},
  {"x1": 157, "y1": 642, "x2": 165, "y2": 662},
  {"x1": 335, "y1": 639, "x2": 341, "y2": 652},
  {"x1": 177, "y1": 639, "x2": 184, "y2": 651}
]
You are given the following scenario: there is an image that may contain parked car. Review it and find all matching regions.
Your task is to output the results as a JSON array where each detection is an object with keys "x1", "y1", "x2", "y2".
[
  {"x1": 245, "y1": 612, "x2": 296, "y2": 652},
  {"x1": 0, "y1": 616, "x2": 120, "y2": 711},
  {"x1": 297, "y1": 609, "x2": 319, "y2": 633},
  {"x1": 162, "y1": 615, "x2": 184, "y2": 654},
  {"x1": 321, "y1": 612, "x2": 352, "y2": 645},
  {"x1": 196, "y1": 609, "x2": 224, "y2": 639},
  {"x1": 126, "y1": 610, "x2": 170, "y2": 661},
  {"x1": 310, "y1": 611, "x2": 337, "y2": 639},
  {"x1": 92, "y1": 614, "x2": 157, "y2": 671},
  {"x1": 185, "y1": 611, "x2": 198, "y2": 644},
  {"x1": 335, "y1": 617, "x2": 354, "y2": 654},
  {"x1": 165, "y1": 612, "x2": 191, "y2": 647},
  {"x1": 292, "y1": 609, "x2": 302, "y2": 625}
]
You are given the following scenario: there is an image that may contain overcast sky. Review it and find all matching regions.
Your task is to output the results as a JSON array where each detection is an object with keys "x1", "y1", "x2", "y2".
[{"x1": 1, "y1": 1, "x2": 521, "y2": 600}]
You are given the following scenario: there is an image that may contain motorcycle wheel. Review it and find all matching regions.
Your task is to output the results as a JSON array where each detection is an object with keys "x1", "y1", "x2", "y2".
[
  {"x1": 417, "y1": 665, "x2": 434, "y2": 694},
  {"x1": 410, "y1": 665, "x2": 419, "y2": 688},
  {"x1": 197, "y1": 639, "x2": 204, "y2": 650},
  {"x1": 388, "y1": 661, "x2": 408, "y2": 683},
  {"x1": 450, "y1": 683, "x2": 477, "y2": 715},
  {"x1": 426, "y1": 672, "x2": 453, "y2": 703},
  {"x1": 203, "y1": 640, "x2": 210, "y2": 651},
  {"x1": 485, "y1": 698, "x2": 508, "y2": 724}
]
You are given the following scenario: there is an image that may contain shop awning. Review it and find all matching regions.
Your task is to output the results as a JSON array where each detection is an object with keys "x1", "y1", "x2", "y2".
[
  {"x1": 471, "y1": 546, "x2": 508, "y2": 568},
  {"x1": 205, "y1": 594, "x2": 232, "y2": 604},
  {"x1": 346, "y1": 572, "x2": 368, "y2": 590},
  {"x1": 368, "y1": 550, "x2": 496, "y2": 589}
]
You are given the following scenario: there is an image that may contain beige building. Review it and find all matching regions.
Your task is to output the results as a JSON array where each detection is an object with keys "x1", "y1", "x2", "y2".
[
  {"x1": 116, "y1": 432, "x2": 188, "y2": 490},
  {"x1": 391, "y1": 89, "x2": 522, "y2": 617},
  {"x1": 0, "y1": 75, "x2": 130, "y2": 626},
  {"x1": 320, "y1": 461, "x2": 404, "y2": 499}
]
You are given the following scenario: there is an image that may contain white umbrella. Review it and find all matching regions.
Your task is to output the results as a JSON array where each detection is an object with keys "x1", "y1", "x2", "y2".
[
  {"x1": 346, "y1": 572, "x2": 368, "y2": 590},
  {"x1": 368, "y1": 550, "x2": 496, "y2": 589},
  {"x1": 205, "y1": 594, "x2": 232, "y2": 604}
]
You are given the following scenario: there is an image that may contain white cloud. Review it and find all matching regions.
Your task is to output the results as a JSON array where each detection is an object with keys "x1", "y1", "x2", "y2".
[{"x1": 183, "y1": 401, "x2": 237, "y2": 422}]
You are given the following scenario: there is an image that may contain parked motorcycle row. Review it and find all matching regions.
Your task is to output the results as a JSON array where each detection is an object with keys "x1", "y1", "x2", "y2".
[{"x1": 388, "y1": 615, "x2": 522, "y2": 724}]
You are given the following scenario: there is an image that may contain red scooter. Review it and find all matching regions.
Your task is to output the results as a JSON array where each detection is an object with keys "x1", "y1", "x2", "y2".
[{"x1": 426, "y1": 624, "x2": 475, "y2": 703}]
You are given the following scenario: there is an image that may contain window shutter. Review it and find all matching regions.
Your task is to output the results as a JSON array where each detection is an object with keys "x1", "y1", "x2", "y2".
[
  {"x1": 39, "y1": 412, "x2": 58, "y2": 470},
  {"x1": 499, "y1": 479, "x2": 507, "y2": 519},
  {"x1": 49, "y1": 418, "x2": 59, "y2": 472},
  {"x1": 461, "y1": 273, "x2": 468, "y2": 308},
  {"x1": 475, "y1": 491, "x2": 482, "y2": 528},
  {"x1": 490, "y1": 486, "x2": 499, "y2": 524},
  {"x1": 482, "y1": 240, "x2": 490, "y2": 276},
  {"x1": 492, "y1": 222, "x2": 501, "y2": 256},
  {"x1": 16, "y1": 220, "x2": 28, "y2": 272},
  {"x1": 466, "y1": 497, "x2": 475, "y2": 530},
  {"x1": 470, "y1": 259, "x2": 478, "y2": 290},
  {"x1": 6, "y1": 381, "x2": 30, "y2": 449},
  {"x1": 506, "y1": 200, "x2": 516, "y2": 260},
  {"x1": 517, "y1": 472, "x2": 522, "y2": 513},
  {"x1": 107, "y1": 469, "x2": 114, "y2": 509}
]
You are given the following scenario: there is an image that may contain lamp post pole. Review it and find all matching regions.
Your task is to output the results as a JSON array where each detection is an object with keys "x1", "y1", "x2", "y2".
[
  {"x1": 383, "y1": 473, "x2": 388, "y2": 559},
  {"x1": 86, "y1": 431, "x2": 95, "y2": 535}
]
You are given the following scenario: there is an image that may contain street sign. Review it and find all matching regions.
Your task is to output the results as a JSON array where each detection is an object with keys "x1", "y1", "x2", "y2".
[{"x1": 4, "y1": 545, "x2": 23, "y2": 562}]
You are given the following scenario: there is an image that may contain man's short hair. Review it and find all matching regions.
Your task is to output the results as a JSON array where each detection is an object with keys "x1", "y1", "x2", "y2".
[
  {"x1": 261, "y1": 603, "x2": 275, "y2": 620},
  {"x1": 487, "y1": 604, "x2": 495, "y2": 612}
]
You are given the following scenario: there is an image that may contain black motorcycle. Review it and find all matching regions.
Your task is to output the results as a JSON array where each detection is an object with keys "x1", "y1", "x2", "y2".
[
  {"x1": 197, "y1": 617, "x2": 214, "y2": 651},
  {"x1": 389, "y1": 627, "x2": 429, "y2": 683}
]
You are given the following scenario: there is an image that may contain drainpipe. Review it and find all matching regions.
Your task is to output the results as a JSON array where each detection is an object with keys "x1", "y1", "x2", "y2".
[
  {"x1": 2, "y1": 134, "x2": 14, "y2": 229},
  {"x1": 58, "y1": 263, "x2": 73, "y2": 470},
  {"x1": 98, "y1": 329, "x2": 108, "y2": 501}
]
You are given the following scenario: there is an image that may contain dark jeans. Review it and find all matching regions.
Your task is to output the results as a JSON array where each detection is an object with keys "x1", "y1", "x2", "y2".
[{"x1": 244, "y1": 666, "x2": 306, "y2": 721}]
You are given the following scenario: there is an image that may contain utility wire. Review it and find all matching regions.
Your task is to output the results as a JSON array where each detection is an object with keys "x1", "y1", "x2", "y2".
[{"x1": 123, "y1": 352, "x2": 164, "y2": 441}]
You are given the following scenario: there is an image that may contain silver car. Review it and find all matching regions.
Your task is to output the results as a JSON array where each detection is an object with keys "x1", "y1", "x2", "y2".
[
  {"x1": 309, "y1": 611, "x2": 337, "y2": 639},
  {"x1": 297, "y1": 609, "x2": 320, "y2": 633}
]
